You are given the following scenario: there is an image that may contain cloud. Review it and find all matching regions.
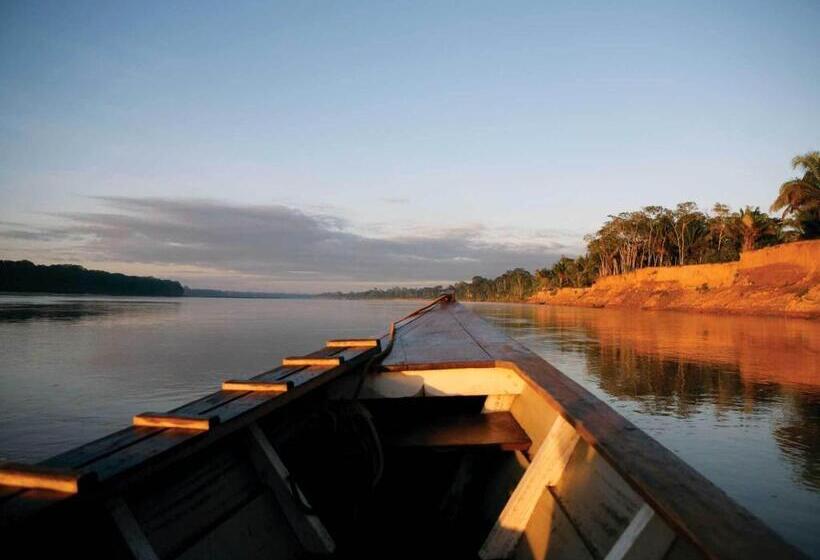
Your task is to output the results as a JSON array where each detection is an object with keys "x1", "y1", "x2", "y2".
[
  {"x1": 379, "y1": 196, "x2": 410, "y2": 205},
  {"x1": 1, "y1": 197, "x2": 574, "y2": 291}
]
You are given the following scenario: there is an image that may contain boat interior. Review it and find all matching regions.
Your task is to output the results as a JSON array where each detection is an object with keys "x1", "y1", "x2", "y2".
[
  {"x1": 257, "y1": 365, "x2": 702, "y2": 560},
  {"x1": 0, "y1": 365, "x2": 698, "y2": 560}
]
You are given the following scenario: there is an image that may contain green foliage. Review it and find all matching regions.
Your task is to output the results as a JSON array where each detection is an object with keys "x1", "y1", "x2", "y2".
[
  {"x1": 770, "y1": 151, "x2": 820, "y2": 239},
  {"x1": 535, "y1": 255, "x2": 597, "y2": 290},
  {"x1": 738, "y1": 206, "x2": 780, "y2": 252},
  {"x1": 0, "y1": 260, "x2": 185, "y2": 296},
  {"x1": 583, "y1": 201, "x2": 790, "y2": 279},
  {"x1": 327, "y1": 269, "x2": 538, "y2": 302},
  {"x1": 323, "y1": 285, "x2": 448, "y2": 300},
  {"x1": 331, "y1": 199, "x2": 796, "y2": 301},
  {"x1": 454, "y1": 268, "x2": 537, "y2": 301}
]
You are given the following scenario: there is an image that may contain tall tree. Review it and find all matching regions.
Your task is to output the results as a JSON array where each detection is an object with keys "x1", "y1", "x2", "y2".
[
  {"x1": 710, "y1": 203, "x2": 732, "y2": 257},
  {"x1": 738, "y1": 207, "x2": 778, "y2": 252},
  {"x1": 671, "y1": 202, "x2": 706, "y2": 265},
  {"x1": 771, "y1": 151, "x2": 820, "y2": 238}
]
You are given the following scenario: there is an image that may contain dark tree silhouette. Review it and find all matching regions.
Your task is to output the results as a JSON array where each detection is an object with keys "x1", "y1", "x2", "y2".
[{"x1": 0, "y1": 261, "x2": 185, "y2": 296}]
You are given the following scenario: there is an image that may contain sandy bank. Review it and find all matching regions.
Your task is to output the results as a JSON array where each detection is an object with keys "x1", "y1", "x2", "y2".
[{"x1": 529, "y1": 240, "x2": 820, "y2": 319}]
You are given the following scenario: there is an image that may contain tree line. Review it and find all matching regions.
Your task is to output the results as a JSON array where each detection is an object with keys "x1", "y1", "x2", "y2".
[
  {"x1": 330, "y1": 150, "x2": 819, "y2": 301},
  {"x1": 0, "y1": 260, "x2": 185, "y2": 296},
  {"x1": 537, "y1": 150, "x2": 818, "y2": 289}
]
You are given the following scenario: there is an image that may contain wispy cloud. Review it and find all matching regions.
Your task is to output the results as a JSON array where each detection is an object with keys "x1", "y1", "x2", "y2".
[
  {"x1": 379, "y1": 196, "x2": 410, "y2": 205},
  {"x1": 1, "y1": 197, "x2": 574, "y2": 291}
]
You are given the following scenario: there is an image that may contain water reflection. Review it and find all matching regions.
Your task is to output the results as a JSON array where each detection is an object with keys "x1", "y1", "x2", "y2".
[
  {"x1": 775, "y1": 395, "x2": 820, "y2": 493},
  {"x1": 0, "y1": 296, "x2": 180, "y2": 323},
  {"x1": 0, "y1": 296, "x2": 421, "y2": 464},
  {"x1": 586, "y1": 343, "x2": 820, "y2": 494},
  {"x1": 474, "y1": 304, "x2": 819, "y2": 486}
]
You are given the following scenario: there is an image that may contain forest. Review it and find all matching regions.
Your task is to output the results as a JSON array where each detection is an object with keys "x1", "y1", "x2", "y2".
[
  {"x1": 329, "y1": 151, "x2": 820, "y2": 302},
  {"x1": 0, "y1": 260, "x2": 185, "y2": 296}
]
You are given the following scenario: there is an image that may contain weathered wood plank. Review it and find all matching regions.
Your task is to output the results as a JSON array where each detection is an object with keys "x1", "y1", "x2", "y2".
[
  {"x1": 282, "y1": 357, "x2": 342, "y2": 367},
  {"x1": 78, "y1": 361, "x2": 363, "y2": 485},
  {"x1": 480, "y1": 415, "x2": 580, "y2": 559},
  {"x1": 1, "y1": 345, "x2": 375, "y2": 523},
  {"x1": 108, "y1": 498, "x2": 161, "y2": 560},
  {"x1": 514, "y1": 488, "x2": 593, "y2": 560},
  {"x1": 552, "y1": 440, "x2": 644, "y2": 558},
  {"x1": 481, "y1": 450, "x2": 529, "y2": 530},
  {"x1": 326, "y1": 338, "x2": 380, "y2": 348},
  {"x1": 247, "y1": 423, "x2": 335, "y2": 555},
  {"x1": 222, "y1": 380, "x2": 293, "y2": 393},
  {"x1": 0, "y1": 488, "x2": 66, "y2": 527},
  {"x1": 40, "y1": 345, "x2": 347, "y2": 470},
  {"x1": 383, "y1": 306, "x2": 491, "y2": 368},
  {"x1": 127, "y1": 440, "x2": 263, "y2": 558},
  {"x1": 42, "y1": 426, "x2": 162, "y2": 470},
  {"x1": 603, "y1": 503, "x2": 675, "y2": 560},
  {"x1": 0, "y1": 463, "x2": 96, "y2": 494},
  {"x1": 483, "y1": 394, "x2": 517, "y2": 412},
  {"x1": 175, "y1": 492, "x2": 304, "y2": 560},
  {"x1": 133, "y1": 413, "x2": 218, "y2": 431},
  {"x1": 510, "y1": 383, "x2": 559, "y2": 458},
  {"x1": 662, "y1": 537, "x2": 706, "y2": 560},
  {"x1": 361, "y1": 367, "x2": 525, "y2": 399},
  {"x1": 384, "y1": 411, "x2": 531, "y2": 451}
]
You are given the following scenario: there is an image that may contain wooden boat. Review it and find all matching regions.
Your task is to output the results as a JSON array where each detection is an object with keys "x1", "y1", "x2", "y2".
[{"x1": 0, "y1": 295, "x2": 806, "y2": 559}]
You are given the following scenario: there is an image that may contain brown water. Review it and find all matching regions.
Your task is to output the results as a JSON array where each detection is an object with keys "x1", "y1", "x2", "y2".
[{"x1": 0, "y1": 295, "x2": 817, "y2": 556}]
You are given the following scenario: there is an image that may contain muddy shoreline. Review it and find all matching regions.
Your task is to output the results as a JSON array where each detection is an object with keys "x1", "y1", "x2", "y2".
[{"x1": 527, "y1": 240, "x2": 820, "y2": 320}]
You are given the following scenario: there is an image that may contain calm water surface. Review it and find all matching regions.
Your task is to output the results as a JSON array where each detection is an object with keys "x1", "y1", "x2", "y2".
[{"x1": 0, "y1": 295, "x2": 817, "y2": 556}]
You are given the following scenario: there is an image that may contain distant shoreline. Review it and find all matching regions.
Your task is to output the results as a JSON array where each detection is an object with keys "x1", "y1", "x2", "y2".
[
  {"x1": 321, "y1": 241, "x2": 819, "y2": 320},
  {"x1": 0, "y1": 291, "x2": 313, "y2": 300},
  {"x1": 0, "y1": 260, "x2": 184, "y2": 297},
  {"x1": 0, "y1": 261, "x2": 315, "y2": 300},
  {"x1": 183, "y1": 288, "x2": 311, "y2": 299},
  {"x1": 5, "y1": 241, "x2": 818, "y2": 315}
]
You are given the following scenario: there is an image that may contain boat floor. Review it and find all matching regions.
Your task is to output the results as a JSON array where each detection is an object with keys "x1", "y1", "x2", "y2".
[
  {"x1": 347, "y1": 446, "x2": 517, "y2": 557},
  {"x1": 281, "y1": 396, "x2": 532, "y2": 558}
]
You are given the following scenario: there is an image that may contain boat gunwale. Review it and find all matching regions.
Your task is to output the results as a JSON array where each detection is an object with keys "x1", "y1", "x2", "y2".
[
  {"x1": 0, "y1": 344, "x2": 381, "y2": 524},
  {"x1": 378, "y1": 301, "x2": 807, "y2": 560},
  {"x1": 0, "y1": 298, "x2": 442, "y2": 522}
]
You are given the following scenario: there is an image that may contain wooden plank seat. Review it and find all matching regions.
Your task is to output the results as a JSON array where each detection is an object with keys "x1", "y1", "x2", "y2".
[
  {"x1": 133, "y1": 413, "x2": 219, "y2": 431},
  {"x1": 326, "y1": 338, "x2": 381, "y2": 349},
  {"x1": 382, "y1": 411, "x2": 531, "y2": 452},
  {"x1": 0, "y1": 463, "x2": 97, "y2": 494},
  {"x1": 282, "y1": 356, "x2": 343, "y2": 367},
  {"x1": 222, "y1": 380, "x2": 293, "y2": 393}
]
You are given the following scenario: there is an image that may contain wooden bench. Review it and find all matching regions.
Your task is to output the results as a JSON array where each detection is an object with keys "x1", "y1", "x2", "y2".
[{"x1": 382, "y1": 411, "x2": 531, "y2": 452}]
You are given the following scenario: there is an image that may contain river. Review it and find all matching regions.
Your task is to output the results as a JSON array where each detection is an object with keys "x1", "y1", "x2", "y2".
[{"x1": 0, "y1": 295, "x2": 817, "y2": 556}]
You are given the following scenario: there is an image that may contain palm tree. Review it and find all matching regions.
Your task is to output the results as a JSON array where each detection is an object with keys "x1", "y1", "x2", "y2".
[
  {"x1": 771, "y1": 151, "x2": 820, "y2": 238},
  {"x1": 739, "y1": 207, "x2": 778, "y2": 252}
]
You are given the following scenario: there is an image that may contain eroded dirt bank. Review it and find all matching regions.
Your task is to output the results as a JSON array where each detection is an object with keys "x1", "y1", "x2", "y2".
[{"x1": 529, "y1": 240, "x2": 820, "y2": 319}]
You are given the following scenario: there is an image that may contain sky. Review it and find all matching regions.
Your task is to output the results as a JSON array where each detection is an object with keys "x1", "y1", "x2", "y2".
[{"x1": 1, "y1": 1, "x2": 818, "y2": 292}]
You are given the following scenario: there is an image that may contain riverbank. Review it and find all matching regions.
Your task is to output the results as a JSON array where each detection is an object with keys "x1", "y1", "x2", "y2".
[{"x1": 529, "y1": 240, "x2": 820, "y2": 319}]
